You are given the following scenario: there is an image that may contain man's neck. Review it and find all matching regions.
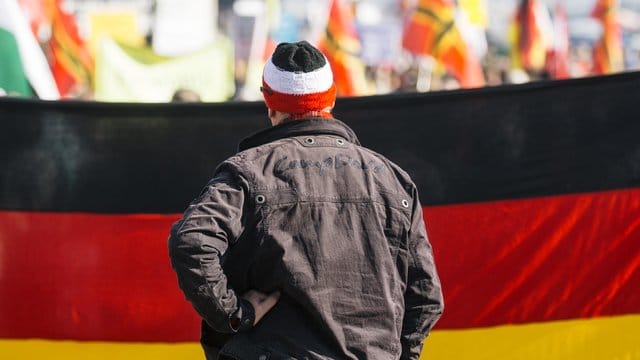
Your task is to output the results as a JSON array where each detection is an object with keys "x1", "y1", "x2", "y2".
[
  {"x1": 283, "y1": 111, "x2": 333, "y2": 122},
  {"x1": 271, "y1": 109, "x2": 333, "y2": 126}
]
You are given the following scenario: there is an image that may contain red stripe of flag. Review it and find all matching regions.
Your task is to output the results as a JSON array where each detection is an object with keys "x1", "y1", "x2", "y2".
[
  {"x1": 0, "y1": 212, "x2": 199, "y2": 342},
  {"x1": 0, "y1": 189, "x2": 638, "y2": 341},
  {"x1": 428, "y1": 188, "x2": 640, "y2": 328}
]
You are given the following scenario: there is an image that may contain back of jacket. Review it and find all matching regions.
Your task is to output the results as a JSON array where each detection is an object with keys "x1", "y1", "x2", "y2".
[{"x1": 169, "y1": 119, "x2": 443, "y2": 360}]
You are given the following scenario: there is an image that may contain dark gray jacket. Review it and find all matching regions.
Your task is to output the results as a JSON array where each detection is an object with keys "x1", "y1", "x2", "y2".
[{"x1": 168, "y1": 118, "x2": 443, "y2": 360}]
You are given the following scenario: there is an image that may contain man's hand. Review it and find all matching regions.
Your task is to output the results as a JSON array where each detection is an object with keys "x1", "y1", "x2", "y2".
[{"x1": 242, "y1": 289, "x2": 281, "y2": 325}]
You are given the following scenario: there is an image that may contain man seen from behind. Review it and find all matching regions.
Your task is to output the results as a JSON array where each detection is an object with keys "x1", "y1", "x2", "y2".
[{"x1": 168, "y1": 41, "x2": 444, "y2": 360}]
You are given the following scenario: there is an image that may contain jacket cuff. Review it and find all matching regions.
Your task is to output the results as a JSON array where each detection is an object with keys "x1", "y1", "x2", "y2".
[{"x1": 229, "y1": 298, "x2": 255, "y2": 332}]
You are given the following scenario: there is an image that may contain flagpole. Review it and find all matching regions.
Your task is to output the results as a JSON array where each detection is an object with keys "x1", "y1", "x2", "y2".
[
  {"x1": 416, "y1": 55, "x2": 434, "y2": 92},
  {"x1": 238, "y1": 1, "x2": 268, "y2": 101},
  {"x1": 375, "y1": 65, "x2": 392, "y2": 94}
]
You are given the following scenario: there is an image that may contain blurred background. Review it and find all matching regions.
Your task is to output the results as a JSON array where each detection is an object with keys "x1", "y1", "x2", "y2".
[{"x1": 1, "y1": 0, "x2": 639, "y2": 102}]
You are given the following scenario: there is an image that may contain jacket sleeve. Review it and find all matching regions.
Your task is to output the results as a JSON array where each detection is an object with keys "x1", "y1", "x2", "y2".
[
  {"x1": 400, "y1": 188, "x2": 444, "y2": 359},
  {"x1": 168, "y1": 163, "x2": 253, "y2": 333}
]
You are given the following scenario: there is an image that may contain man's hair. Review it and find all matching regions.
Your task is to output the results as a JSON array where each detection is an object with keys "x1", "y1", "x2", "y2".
[{"x1": 261, "y1": 41, "x2": 336, "y2": 114}]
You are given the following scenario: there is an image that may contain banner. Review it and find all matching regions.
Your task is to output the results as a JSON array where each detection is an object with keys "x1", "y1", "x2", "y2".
[
  {"x1": 94, "y1": 36, "x2": 234, "y2": 102},
  {"x1": 546, "y1": 3, "x2": 570, "y2": 79},
  {"x1": 1, "y1": 72, "x2": 639, "y2": 359}
]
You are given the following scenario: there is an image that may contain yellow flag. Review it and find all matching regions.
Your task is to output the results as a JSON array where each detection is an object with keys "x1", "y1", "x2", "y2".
[
  {"x1": 88, "y1": 11, "x2": 145, "y2": 56},
  {"x1": 458, "y1": 0, "x2": 488, "y2": 28}
]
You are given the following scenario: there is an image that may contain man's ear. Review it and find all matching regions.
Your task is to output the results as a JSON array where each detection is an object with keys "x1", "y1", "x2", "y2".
[{"x1": 268, "y1": 108, "x2": 281, "y2": 126}]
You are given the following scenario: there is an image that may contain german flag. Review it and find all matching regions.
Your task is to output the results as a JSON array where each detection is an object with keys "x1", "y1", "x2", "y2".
[
  {"x1": 0, "y1": 72, "x2": 639, "y2": 358},
  {"x1": 510, "y1": 0, "x2": 552, "y2": 72},
  {"x1": 45, "y1": 0, "x2": 93, "y2": 98},
  {"x1": 591, "y1": 0, "x2": 624, "y2": 75},
  {"x1": 317, "y1": 0, "x2": 368, "y2": 97},
  {"x1": 402, "y1": 0, "x2": 484, "y2": 88}
]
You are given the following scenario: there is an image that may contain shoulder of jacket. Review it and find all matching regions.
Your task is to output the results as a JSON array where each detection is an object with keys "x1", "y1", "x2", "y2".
[
  {"x1": 212, "y1": 154, "x2": 250, "y2": 183},
  {"x1": 215, "y1": 139, "x2": 294, "y2": 182},
  {"x1": 237, "y1": 138, "x2": 294, "y2": 163},
  {"x1": 357, "y1": 145, "x2": 418, "y2": 197}
]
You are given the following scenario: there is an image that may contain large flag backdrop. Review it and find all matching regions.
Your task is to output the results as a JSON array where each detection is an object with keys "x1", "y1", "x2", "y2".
[{"x1": 0, "y1": 72, "x2": 639, "y2": 359}]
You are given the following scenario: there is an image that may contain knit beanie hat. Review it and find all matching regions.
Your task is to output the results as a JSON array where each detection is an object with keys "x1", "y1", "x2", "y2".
[{"x1": 261, "y1": 41, "x2": 337, "y2": 114}]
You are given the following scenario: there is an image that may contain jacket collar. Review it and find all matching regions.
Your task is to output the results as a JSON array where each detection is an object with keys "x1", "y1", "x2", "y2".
[{"x1": 238, "y1": 118, "x2": 361, "y2": 152}]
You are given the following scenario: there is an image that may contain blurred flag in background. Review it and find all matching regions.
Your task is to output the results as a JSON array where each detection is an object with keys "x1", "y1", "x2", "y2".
[
  {"x1": 0, "y1": 1, "x2": 31, "y2": 96},
  {"x1": 510, "y1": 0, "x2": 554, "y2": 73},
  {"x1": 317, "y1": 0, "x2": 369, "y2": 96},
  {"x1": 88, "y1": 10, "x2": 145, "y2": 56},
  {"x1": 0, "y1": 0, "x2": 59, "y2": 99},
  {"x1": 457, "y1": 0, "x2": 488, "y2": 60},
  {"x1": 45, "y1": 0, "x2": 93, "y2": 98},
  {"x1": 94, "y1": 36, "x2": 234, "y2": 102},
  {"x1": 402, "y1": 0, "x2": 485, "y2": 88},
  {"x1": 458, "y1": 0, "x2": 488, "y2": 29},
  {"x1": 546, "y1": 2, "x2": 571, "y2": 79},
  {"x1": 591, "y1": 0, "x2": 624, "y2": 74}
]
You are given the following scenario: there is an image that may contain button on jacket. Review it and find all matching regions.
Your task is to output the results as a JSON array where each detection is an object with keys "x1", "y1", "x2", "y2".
[{"x1": 168, "y1": 118, "x2": 444, "y2": 360}]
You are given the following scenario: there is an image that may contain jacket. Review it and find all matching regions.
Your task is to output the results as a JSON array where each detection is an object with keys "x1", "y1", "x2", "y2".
[{"x1": 168, "y1": 118, "x2": 443, "y2": 359}]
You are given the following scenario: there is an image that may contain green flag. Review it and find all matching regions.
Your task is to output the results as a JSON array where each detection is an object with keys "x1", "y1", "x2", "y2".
[
  {"x1": 0, "y1": 0, "x2": 59, "y2": 99},
  {"x1": 0, "y1": 9, "x2": 31, "y2": 95}
]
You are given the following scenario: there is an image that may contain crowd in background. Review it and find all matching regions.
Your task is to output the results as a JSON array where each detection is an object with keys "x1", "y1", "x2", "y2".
[{"x1": 1, "y1": 0, "x2": 639, "y2": 102}]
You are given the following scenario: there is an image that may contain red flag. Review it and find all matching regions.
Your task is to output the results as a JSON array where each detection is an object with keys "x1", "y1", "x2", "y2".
[
  {"x1": 546, "y1": 2, "x2": 570, "y2": 79},
  {"x1": 317, "y1": 0, "x2": 368, "y2": 96},
  {"x1": 402, "y1": 0, "x2": 484, "y2": 88},
  {"x1": 591, "y1": 0, "x2": 624, "y2": 74},
  {"x1": 45, "y1": 0, "x2": 93, "y2": 98}
]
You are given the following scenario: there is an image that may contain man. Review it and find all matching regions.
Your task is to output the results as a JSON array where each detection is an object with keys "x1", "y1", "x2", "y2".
[{"x1": 168, "y1": 41, "x2": 443, "y2": 360}]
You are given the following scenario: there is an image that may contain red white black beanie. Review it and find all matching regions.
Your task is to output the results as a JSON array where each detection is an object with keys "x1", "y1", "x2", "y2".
[{"x1": 261, "y1": 41, "x2": 337, "y2": 114}]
